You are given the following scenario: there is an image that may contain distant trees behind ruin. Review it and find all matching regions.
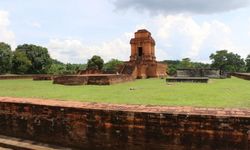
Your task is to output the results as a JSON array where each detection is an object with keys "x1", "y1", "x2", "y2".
[
  {"x1": 0, "y1": 42, "x2": 123, "y2": 75},
  {"x1": 87, "y1": 55, "x2": 104, "y2": 70},
  {"x1": 210, "y1": 50, "x2": 246, "y2": 73},
  {"x1": 164, "y1": 50, "x2": 249, "y2": 76},
  {"x1": 163, "y1": 58, "x2": 211, "y2": 75},
  {"x1": 0, "y1": 41, "x2": 250, "y2": 75}
]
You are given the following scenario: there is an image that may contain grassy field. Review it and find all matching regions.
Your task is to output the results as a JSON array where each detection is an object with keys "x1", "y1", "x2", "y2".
[{"x1": 0, "y1": 77, "x2": 249, "y2": 108}]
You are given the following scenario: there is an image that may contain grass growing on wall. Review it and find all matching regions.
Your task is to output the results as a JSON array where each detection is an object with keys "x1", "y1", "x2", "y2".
[{"x1": 0, "y1": 77, "x2": 249, "y2": 108}]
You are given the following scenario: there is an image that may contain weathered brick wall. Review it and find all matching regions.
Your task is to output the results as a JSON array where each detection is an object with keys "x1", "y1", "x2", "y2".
[
  {"x1": 233, "y1": 73, "x2": 250, "y2": 80},
  {"x1": 177, "y1": 69, "x2": 221, "y2": 78},
  {"x1": 0, "y1": 97, "x2": 249, "y2": 150},
  {"x1": 53, "y1": 75, "x2": 89, "y2": 85},
  {"x1": 33, "y1": 75, "x2": 54, "y2": 81},
  {"x1": 53, "y1": 75, "x2": 134, "y2": 85},
  {"x1": 0, "y1": 75, "x2": 34, "y2": 80}
]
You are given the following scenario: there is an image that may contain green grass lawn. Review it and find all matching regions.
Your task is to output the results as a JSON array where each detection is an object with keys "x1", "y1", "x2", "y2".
[{"x1": 0, "y1": 77, "x2": 249, "y2": 108}]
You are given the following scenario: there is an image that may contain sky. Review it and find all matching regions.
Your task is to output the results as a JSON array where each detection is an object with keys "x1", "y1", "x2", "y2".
[{"x1": 0, "y1": 0, "x2": 250, "y2": 63}]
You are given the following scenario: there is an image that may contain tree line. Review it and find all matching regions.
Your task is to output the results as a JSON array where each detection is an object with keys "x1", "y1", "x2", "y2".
[
  {"x1": 0, "y1": 42, "x2": 122, "y2": 75},
  {"x1": 164, "y1": 50, "x2": 250, "y2": 75},
  {"x1": 0, "y1": 42, "x2": 250, "y2": 75}
]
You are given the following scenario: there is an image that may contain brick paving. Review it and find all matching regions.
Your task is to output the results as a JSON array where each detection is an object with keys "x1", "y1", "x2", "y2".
[{"x1": 0, "y1": 97, "x2": 249, "y2": 118}]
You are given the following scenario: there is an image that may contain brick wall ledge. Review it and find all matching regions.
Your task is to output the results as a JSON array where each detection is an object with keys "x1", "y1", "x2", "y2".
[{"x1": 0, "y1": 97, "x2": 249, "y2": 118}]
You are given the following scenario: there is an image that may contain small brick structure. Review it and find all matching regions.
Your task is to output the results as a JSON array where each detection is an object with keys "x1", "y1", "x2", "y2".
[
  {"x1": 233, "y1": 72, "x2": 250, "y2": 80},
  {"x1": 120, "y1": 29, "x2": 167, "y2": 79},
  {"x1": 53, "y1": 74, "x2": 134, "y2": 85},
  {"x1": 166, "y1": 77, "x2": 209, "y2": 83},
  {"x1": 0, "y1": 97, "x2": 249, "y2": 150}
]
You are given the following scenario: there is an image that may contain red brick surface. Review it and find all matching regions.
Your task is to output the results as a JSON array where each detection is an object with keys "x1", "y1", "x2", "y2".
[
  {"x1": 0, "y1": 97, "x2": 249, "y2": 117},
  {"x1": 0, "y1": 97, "x2": 249, "y2": 150}
]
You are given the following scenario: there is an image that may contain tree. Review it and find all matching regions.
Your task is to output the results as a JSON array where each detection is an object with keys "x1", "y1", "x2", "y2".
[
  {"x1": 12, "y1": 51, "x2": 32, "y2": 74},
  {"x1": 64, "y1": 63, "x2": 86, "y2": 74},
  {"x1": 0, "y1": 42, "x2": 12, "y2": 74},
  {"x1": 47, "y1": 64, "x2": 66, "y2": 75},
  {"x1": 15, "y1": 44, "x2": 52, "y2": 74},
  {"x1": 103, "y1": 59, "x2": 123, "y2": 73},
  {"x1": 246, "y1": 55, "x2": 250, "y2": 72},
  {"x1": 210, "y1": 50, "x2": 245, "y2": 72},
  {"x1": 178, "y1": 58, "x2": 194, "y2": 69},
  {"x1": 87, "y1": 55, "x2": 104, "y2": 70},
  {"x1": 162, "y1": 59, "x2": 210, "y2": 76}
]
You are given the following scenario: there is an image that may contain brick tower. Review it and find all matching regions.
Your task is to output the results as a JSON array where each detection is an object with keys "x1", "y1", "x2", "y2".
[
  {"x1": 129, "y1": 29, "x2": 156, "y2": 63},
  {"x1": 120, "y1": 29, "x2": 167, "y2": 79}
]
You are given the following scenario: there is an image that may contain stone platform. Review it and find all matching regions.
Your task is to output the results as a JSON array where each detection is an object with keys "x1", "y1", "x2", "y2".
[
  {"x1": 233, "y1": 72, "x2": 250, "y2": 80},
  {"x1": 53, "y1": 74, "x2": 134, "y2": 85},
  {"x1": 166, "y1": 77, "x2": 209, "y2": 83}
]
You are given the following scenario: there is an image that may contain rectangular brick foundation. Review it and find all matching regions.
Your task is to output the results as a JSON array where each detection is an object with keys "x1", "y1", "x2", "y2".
[
  {"x1": 0, "y1": 97, "x2": 249, "y2": 150},
  {"x1": 233, "y1": 73, "x2": 250, "y2": 80},
  {"x1": 166, "y1": 77, "x2": 209, "y2": 83},
  {"x1": 53, "y1": 74, "x2": 134, "y2": 85}
]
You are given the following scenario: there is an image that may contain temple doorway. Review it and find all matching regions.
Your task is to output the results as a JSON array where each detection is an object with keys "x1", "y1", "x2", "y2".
[{"x1": 138, "y1": 47, "x2": 143, "y2": 57}]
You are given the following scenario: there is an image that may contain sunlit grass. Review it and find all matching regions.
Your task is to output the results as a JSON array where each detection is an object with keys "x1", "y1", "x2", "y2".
[{"x1": 0, "y1": 77, "x2": 249, "y2": 108}]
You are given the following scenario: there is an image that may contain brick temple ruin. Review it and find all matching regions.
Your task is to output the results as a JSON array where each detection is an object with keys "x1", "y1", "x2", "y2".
[
  {"x1": 53, "y1": 29, "x2": 167, "y2": 85},
  {"x1": 119, "y1": 29, "x2": 167, "y2": 79}
]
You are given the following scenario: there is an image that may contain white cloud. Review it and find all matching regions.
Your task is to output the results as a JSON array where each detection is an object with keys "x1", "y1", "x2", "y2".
[
  {"x1": 31, "y1": 21, "x2": 41, "y2": 28},
  {"x1": 47, "y1": 15, "x2": 236, "y2": 63},
  {"x1": 0, "y1": 10, "x2": 16, "y2": 48},
  {"x1": 152, "y1": 15, "x2": 234, "y2": 61},
  {"x1": 47, "y1": 34, "x2": 130, "y2": 63},
  {"x1": 248, "y1": 18, "x2": 250, "y2": 36}
]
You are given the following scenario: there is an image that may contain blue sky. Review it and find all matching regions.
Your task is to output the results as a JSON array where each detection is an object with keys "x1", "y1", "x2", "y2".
[{"x1": 0, "y1": 0, "x2": 250, "y2": 63}]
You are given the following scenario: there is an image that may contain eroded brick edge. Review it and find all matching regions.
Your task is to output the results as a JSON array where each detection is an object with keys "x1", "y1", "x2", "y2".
[{"x1": 0, "y1": 97, "x2": 249, "y2": 118}]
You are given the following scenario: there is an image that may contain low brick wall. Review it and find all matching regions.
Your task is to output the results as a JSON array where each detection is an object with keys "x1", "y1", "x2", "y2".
[
  {"x1": 53, "y1": 74, "x2": 134, "y2": 85},
  {"x1": 233, "y1": 73, "x2": 250, "y2": 80},
  {"x1": 0, "y1": 75, "x2": 54, "y2": 80},
  {"x1": 166, "y1": 77, "x2": 209, "y2": 83},
  {"x1": 0, "y1": 97, "x2": 249, "y2": 150},
  {"x1": 0, "y1": 75, "x2": 34, "y2": 80},
  {"x1": 88, "y1": 74, "x2": 134, "y2": 85},
  {"x1": 33, "y1": 75, "x2": 54, "y2": 81},
  {"x1": 53, "y1": 75, "x2": 88, "y2": 85}
]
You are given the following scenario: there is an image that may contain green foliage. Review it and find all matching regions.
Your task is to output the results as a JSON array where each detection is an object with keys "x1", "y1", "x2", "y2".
[
  {"x1": 246, "y1": 55, "x2": 250, "y2": 72},
  {"x1": 179, "y1": 58, "x2": 194, "y2": 69},
  {"x1": 210, "y1": 50, "x2": 245, "y2": 72},
  {"x1": 0, "y1": 77, "x2": 250, "y2": 108},
  {"x1": 12, "y1": 51, "x2": 32, "y2": 74},
  {"x1": 163, "y1": 59, "x2": 210, "y2": 76},
  {"x1": 87, "y1": 55, "x2": 104, "y2": 70},
  {"x1": 0, "y1": 42, "x2": 12, "y2": 74},
  {"x1": 47, "y1": 64, "x2": 66, "y2": 75},
  {"x1": 64, "y1": 63, "x2": 87, "y2": 74},
  {"x1": 47, "y1": 61, "x2": 87, "y2": 75},
  {"x1": 103, "y1": 59, "x2": 123, "y2": 73},
  {"x1": 51, "y1": 59, "x2": 64, "y2": 65},
  {"x1": 15, "y1": 44, "x2": 52, "y2": 74},
  {"x1": 162, "y1": 60, "x2": 180, "y2": 75}
]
